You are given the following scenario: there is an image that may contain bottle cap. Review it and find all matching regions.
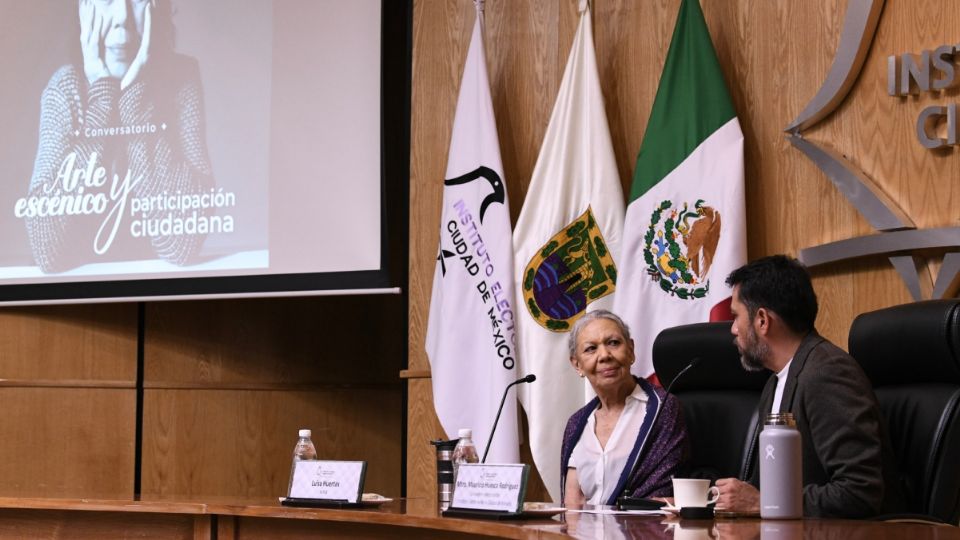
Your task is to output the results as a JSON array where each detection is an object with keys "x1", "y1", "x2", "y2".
[
  {"x1": 458, "y1": 428, "x2": 472, "y2": 439},
  {"x1": 299, "y1": 429, "x2": 312, "y2": 438},
  {"x1": 764, "y1": 413, "x2": 796, "y2": 427}
]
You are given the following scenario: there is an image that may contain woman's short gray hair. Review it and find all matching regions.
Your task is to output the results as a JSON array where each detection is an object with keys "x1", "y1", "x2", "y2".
[{"x1": 568, "y1": 309, "x2": 632, "y2": 357}]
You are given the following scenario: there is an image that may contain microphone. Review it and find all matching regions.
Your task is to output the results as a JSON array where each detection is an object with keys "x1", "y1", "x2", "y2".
[
  {"x1": 664, "y1": 357, "x2": 701, "y2": 395},
  {"x1": 617, "y1": 358, "x2": 701, "y2": 508},
  {"x1": 481, "y1": 374, "x2": 537, "y2": 463}
]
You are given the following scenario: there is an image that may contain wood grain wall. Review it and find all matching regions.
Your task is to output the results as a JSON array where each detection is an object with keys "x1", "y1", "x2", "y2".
[
  {"x1": 407, "y1": 0, "x2": 960, "y2": 503},
  {"x1": 0, "y1": 304, "x2": 137, "y2": 498},
  {"x1": 0, "y1": 295, "x2": 405, "y2": 500},
  {"x1": 140, "y1": 296, "x2": 405, "y2": 499}
]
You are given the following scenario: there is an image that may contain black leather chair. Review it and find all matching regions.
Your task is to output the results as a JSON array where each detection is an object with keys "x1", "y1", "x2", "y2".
[
  {"x1": 849, "y1": 300, "x2": 960, "y2": 524},
  {"x1": 653, "y1": 322, "x2": 770, "y2": 481}
]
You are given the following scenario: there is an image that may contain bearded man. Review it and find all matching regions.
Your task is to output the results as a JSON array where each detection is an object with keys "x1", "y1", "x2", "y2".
[{"x1": 714, "y1": 255, "x2": 902, "y2": 518}]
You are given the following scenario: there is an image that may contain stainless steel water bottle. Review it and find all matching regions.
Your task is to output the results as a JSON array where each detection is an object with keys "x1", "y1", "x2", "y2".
[
  {"x1": 431, "y1": 438, "x2": 459, "y2": 511},
  {"x1": 759, "y1": 412, "x2": 802, "y2": 519}
]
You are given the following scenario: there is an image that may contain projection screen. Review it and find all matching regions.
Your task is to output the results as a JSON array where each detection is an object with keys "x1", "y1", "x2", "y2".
[{"x1": 0, "y1": 0, "x2": 409, "y2": 304}]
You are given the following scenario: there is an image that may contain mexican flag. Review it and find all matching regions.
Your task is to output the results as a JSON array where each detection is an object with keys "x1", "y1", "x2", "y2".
[{"x1": 614, "y1": 0, "x2": 746, "y2": 380}]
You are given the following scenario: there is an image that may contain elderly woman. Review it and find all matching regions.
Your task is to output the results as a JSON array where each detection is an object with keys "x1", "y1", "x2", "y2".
[{"x1": 561, "y1": 310, "x2": 688, "y2": 506}]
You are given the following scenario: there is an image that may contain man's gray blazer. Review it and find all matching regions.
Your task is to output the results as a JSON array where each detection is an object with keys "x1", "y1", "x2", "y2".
[{"x1": 746, "y1": 331, "x2": 902, "y2": 517}]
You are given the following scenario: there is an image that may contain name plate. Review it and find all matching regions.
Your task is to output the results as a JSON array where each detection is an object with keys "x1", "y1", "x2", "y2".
[
  {"x1": 288, "y1": 460, "x2": 366, "y2": 503},
  {"x1": 450, "y1": 464, "x2": 529, "y2": 514}
]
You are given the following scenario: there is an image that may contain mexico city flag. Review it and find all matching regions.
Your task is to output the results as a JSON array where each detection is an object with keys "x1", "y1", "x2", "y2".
[
  {"x1": 425, "y1": 3, "x2": 520, "y2": 464},
  {"x1": 513, "y1": 1, "x2": 624, "y2": 501},
  {"x1": 614, "y1": 0, "x2": 746, "y2": 380}
]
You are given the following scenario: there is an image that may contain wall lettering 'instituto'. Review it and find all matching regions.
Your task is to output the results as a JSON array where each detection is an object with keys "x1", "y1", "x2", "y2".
[{"x1": 889, "y1": 46, "x2": 960, "y2": 148}]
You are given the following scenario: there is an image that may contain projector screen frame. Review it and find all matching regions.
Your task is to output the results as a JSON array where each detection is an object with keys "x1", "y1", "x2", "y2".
[{"x1": 0, "y1": 0, "x2": 411, "y2": 305}]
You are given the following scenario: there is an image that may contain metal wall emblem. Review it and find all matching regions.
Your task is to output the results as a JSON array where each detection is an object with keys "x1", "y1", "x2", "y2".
[{"x1": 787, "y1": 0, "x2": 960, "y2": 300}]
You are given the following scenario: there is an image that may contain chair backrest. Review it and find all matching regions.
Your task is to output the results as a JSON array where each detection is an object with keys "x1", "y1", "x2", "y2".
[
  {"x1": 849, "y1": 299, "x2": 960, "y2": 524},
  {"x1": 653, "y1": 322, "x2": 770, "y2": 481}
]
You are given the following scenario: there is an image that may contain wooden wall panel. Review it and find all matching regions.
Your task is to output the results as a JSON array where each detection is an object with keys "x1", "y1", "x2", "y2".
[
  {"x1": 0, "y1": 291, "x2": 406, "y2": 501},
  {"x1": 141, "y1": 388, "x2": 402, "y2": 499},
  {"x1": 0, "y1": 388, "x2": 135, "y2": 498},
  {"x1": 404, "y1": 379, "x2": 444, "y2": 508},
  {"x1": 0, "y1": 304, "x2": 137, "y2": 498},
  {"x1": 142, "y1": 296, "x2": 406, "y2": 499},
  {"x1": 144, "y1": 296, "x2": 404, "y2": 385},
  {"x1": 408, "y1": 0, "x2": 960, "y2": 501},
  {"x1": 0, "y1": 304, "x2": 137, "y2": 381}
]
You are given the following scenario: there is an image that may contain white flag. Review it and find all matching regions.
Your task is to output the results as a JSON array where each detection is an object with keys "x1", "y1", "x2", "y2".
[
  {"x1": 425, "y1": 4, "x2": 520, "y2": 464},
  {"x1": 614, "y1": 0, "x2": 746, "y2": 380},
  {"x1": 513, "y1": 2, "x2": 625, "y2": 502}
]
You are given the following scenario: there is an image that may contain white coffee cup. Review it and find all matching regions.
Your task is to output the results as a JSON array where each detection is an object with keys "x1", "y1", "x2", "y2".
[{"x1": 672, "y1": 478, "x2": 719, "y2": 509}]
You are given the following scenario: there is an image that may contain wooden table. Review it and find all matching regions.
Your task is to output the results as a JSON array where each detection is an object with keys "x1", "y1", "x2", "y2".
[{"x1": 0, "y1": 497, "x2": 955, "y2": 539}]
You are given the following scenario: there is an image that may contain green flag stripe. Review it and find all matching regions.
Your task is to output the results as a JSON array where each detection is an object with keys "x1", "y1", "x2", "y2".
[{"x1": 630, "y1": 0, "x2": 736, "y2": 202}]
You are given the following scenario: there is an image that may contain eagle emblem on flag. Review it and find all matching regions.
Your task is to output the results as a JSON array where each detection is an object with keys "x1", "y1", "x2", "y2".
[
  {"x1": 644, "y1": 199, "x2": 721, "y2": 299},
  {"x1": 521, "y1": 207, "x2": 617, "y2": 332}
]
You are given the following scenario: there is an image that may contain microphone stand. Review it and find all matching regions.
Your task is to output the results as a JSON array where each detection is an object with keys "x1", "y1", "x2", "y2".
[
  {"x1": 481, "y1": 374, "x2": 536, "y2": 463},
  {"x1": 616, "y1": 358, "x2": 700, "y2": 509}
]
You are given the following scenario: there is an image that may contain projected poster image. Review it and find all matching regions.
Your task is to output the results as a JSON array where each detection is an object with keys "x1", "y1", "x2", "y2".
[
  {"x1": 0, "y1": 1, "x2": 273, "y2": 279},
  {"x1": 0, "y1": 0, "x2": 384, "y2": 288}
]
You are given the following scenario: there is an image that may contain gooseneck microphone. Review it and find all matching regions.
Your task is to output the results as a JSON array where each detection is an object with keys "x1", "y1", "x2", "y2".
[
  {"x1": 616, "y1": 358, "x2": 701, "y2": 508},
  {"x1": 481, "y1": 374, "x2": 537, "y2": 463},
  {"x1": 664, "y1": 357, "x2": 701, "y2": 395}
]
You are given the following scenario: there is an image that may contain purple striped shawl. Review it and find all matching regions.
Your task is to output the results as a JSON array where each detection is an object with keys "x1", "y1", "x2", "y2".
[{"x1": 560, "y1": 377, "x2": 688, "y2": 505}]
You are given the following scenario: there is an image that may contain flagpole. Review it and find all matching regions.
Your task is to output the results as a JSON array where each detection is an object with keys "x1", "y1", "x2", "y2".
[{"x1": 474, "y1": 0, "x2": 485, "y2": 44}]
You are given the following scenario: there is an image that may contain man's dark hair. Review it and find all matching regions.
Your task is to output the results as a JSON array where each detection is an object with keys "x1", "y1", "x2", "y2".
[{"x1": 725, "y1": 255, "x2": 818, "y2": 335}]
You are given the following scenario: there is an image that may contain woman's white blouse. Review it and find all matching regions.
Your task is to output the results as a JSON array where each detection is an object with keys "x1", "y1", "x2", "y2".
[{"x1": 568, "y1": 383, "x2": 649, "y2": 505}]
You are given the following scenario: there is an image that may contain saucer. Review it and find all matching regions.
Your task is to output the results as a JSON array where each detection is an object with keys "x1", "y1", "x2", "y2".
[
  {"x1": 360, "y1": 493, "x2": 393, "y2": 506},
  {"x1": 522, "y1": 502, "x2": 566, "y2": 517},
  {"x1": 662, "y1": 503, "x2": 680, "y2": 514}
]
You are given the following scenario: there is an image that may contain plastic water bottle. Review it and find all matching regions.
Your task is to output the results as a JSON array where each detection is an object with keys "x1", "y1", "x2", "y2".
[
  {"x1": 759, "y1": 413, "x2": 802, "y2": 519},
  {"x1": 451, "y1": 428, "x2": 479, "y2": 484},
  {"x1": 287, "y1": 428, "x2": 318, "y2": 494},
  {"x1": 293, "y1": 429, "x2": 318, "y2": 461}
]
